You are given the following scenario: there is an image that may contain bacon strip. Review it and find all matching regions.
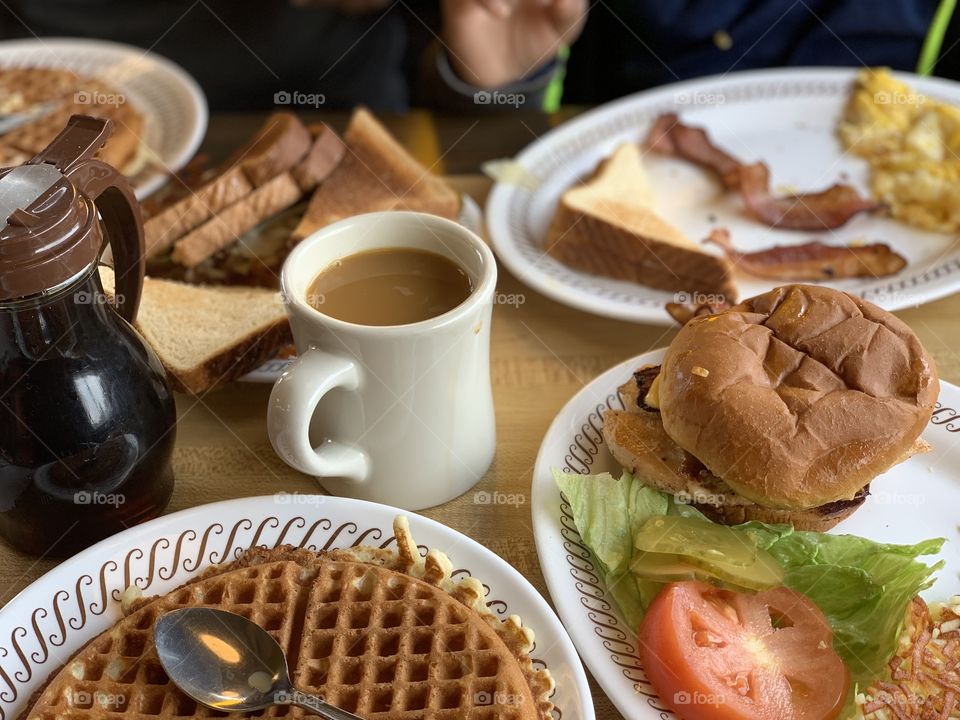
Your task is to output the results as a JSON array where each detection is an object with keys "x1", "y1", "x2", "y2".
[
  {"x1": 704, "y1": 228, "x2": 907, "y2": 280},
  {"x1": 644, "y1": 113, "x2": 883, "y2": 230},
  {"x1": 738, "y1": 161, "x2": 882, "y2": 230},
  {"x1": 645, "y1": 113, "x2": 741, "y2": 189}
]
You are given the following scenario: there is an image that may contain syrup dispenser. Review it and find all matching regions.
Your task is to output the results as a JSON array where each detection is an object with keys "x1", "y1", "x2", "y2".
[{"x1": 0, "y1": 115, "x2": 176, "y2": 556}]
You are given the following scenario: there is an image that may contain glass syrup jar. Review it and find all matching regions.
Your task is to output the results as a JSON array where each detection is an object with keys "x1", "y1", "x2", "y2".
[{"x1": 0, "y1": 115, "x2": 176, "y2": 556}]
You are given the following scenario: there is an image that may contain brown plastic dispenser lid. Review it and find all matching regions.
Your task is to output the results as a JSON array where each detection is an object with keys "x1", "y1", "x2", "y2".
[{"x1": 0, "y1": 115, "x2": 145, "y2": 321}]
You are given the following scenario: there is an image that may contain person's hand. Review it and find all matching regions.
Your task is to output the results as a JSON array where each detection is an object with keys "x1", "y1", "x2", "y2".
[{"x1": 442, "y1": 0, "x2": 587, "y2": 88}]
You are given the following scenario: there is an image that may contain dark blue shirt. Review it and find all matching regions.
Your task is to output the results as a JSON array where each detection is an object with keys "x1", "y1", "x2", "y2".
[{"x1": 565, "y1": 0, "x2": 942, "y2": 103}]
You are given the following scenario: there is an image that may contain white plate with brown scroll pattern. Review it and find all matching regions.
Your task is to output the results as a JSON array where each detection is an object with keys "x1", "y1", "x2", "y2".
[
  {"x1": 486, "y1": 67, "x2": 960, "y2": 325},
  {"x1": 531, "y1": 347, "x2": 960, "y2": 719},
  {"x1": 0, "y1": 495, "x2": 593, "y2": 720},
  {"x1": 0, "y1": 37, "x2": 207, "y2": 199}
]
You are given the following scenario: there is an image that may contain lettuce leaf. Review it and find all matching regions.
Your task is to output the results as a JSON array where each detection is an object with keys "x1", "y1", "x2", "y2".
[
  {"x1": 741, "y1": 522, "x2": 944, "y2": 681},
  {"x1": 553, "y1": 469, "x2": 677, "y2": 627},
  {"x1": 553, "y1": 469, "x2": 668, "y2": 575},
  {"x1": 553, "y1": 468, "x2": 945, "y2": 688}
]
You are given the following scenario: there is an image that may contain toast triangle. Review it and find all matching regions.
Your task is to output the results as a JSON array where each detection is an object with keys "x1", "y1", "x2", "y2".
[
  {"x1": 99, "y1": 267, "x2": 290, "y2": 394},
  {"x1": 546, "y1": 143, "x2": 737, "y2": 298},
  {"x1": 292, "y1": 107, "x2": 460, "y2": 242}
]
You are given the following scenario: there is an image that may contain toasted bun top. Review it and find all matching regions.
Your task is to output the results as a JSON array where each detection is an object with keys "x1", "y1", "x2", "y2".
[{"x1": 659, "y1": 284, "x2": 939, "y2": 509}]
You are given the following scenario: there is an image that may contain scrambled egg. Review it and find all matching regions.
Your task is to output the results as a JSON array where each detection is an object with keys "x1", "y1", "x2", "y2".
[{"x1": 839, "y1": 68, "x2": 960, "y2": 232}]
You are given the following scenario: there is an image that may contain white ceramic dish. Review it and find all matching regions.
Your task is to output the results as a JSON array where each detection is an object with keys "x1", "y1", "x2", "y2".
[
  {"x1": 487, "y1": 67, "x2": 960, "y2": 325},
  {"x1": 0, "y1": 37, "x2": 207, "y2": 198},
  {"x1": 531, "y1": 347, "x2": 960, "y2": 719},
  {"x1": 0, "y1": 495, "x2": 593, "y2": 720}
]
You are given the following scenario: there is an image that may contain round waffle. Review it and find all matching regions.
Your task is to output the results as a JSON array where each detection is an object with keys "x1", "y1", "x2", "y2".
[
  {"x1": 25, "y1": 560, "x2": 306, "y2": 720},
  {"x1": 22, "y1": 517, "x2": 555, "y2": 720}
]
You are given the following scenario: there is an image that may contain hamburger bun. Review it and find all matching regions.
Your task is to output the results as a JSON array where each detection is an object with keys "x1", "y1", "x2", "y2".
[
  {"x1": 658, "y1": 284, "x2": 939, "y2": 510},
  {"x1": 602, "y1": 406, "x2": 869, "y2": 531}
]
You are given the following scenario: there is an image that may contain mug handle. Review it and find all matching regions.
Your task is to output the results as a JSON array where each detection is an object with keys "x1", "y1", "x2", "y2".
[{"x1": 267, "y1": 348, "x2": 369, "y2": 481}]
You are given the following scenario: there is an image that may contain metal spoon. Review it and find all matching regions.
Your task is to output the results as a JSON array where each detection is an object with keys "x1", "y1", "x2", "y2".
[{"x1": 155, "y1": 607, "x2": 363, "y2": 720}]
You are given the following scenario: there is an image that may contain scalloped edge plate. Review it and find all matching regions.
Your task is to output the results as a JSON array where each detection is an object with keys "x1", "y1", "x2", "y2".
[
  {"x1": 532, "y1": 347, "x2": 960, "y2": 718},
  {"x1": 0, "y1": 37, "x2": 207, "y2": 198},
  {"x1": 0, "y1": 495, "x2": 593, "y2": 720},
  {"x1": 487, "y1": 67, "x2": 960, "y2": 325}
]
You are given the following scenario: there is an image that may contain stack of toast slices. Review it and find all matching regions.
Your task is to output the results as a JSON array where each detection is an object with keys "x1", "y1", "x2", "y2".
[
  {"x1": 143, "y1": 111, "x2": 345, "y2": 266},
  {"x1": 129, "y1": 107, "x2": 460, "y2": 394},
  {"x1": 22, "y1": 517, "x2": 555, "y2": 720},
  {"x1": 546, "y1": 143, "x2": 737, "y2": 300}
]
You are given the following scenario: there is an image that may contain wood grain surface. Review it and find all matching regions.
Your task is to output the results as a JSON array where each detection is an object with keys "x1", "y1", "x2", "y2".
[{"x1": 2, "y1": 112, "x2": 959, "y2": 720}]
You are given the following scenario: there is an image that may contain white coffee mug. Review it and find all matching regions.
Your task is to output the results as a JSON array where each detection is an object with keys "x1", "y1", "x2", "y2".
[{"x1": 268, "y1": 211, "x2": 497, "y2": 510}]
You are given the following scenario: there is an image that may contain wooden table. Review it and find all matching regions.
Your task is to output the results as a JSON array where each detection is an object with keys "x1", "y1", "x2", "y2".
[{"x1": 3, "y1": 112, "x2": 960, "y2": 720}]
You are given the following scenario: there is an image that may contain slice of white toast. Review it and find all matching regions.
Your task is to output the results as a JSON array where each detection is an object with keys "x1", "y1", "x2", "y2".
[
  {"x1": 546, "y1": 143, "x2": 737, "y2": 299},
  {"x1": 291, "y1": 107, "x2": 460, "y2": 242},
  {"x1": 100, "y1": 267, "x2": 290, "y2": 395}
]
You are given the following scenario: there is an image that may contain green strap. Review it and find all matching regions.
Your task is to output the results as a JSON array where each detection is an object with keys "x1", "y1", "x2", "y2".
[
  {"x1": 918, "y1": 0, "x2": 957, "y2": 75},
  {"x1": 543, "y1": 45, "x2": 570, "y2": 113}
]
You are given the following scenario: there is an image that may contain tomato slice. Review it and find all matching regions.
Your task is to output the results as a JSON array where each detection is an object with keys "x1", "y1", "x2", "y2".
[{"x1": 638, "y1": 581, "x2": 849, "y2": 720}]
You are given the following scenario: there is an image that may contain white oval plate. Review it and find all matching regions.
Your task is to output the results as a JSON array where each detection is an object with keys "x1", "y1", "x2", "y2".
[
  {"x1": 0, "y1": 37, "x2": 207, "y2": 198},
  {"x1": 241, "y1": 194, "x2": 486, "y2": 383},
  {"x1": 532, "y1": 347, "x2": 960, "y2": 719},
  {"x1": 0, "y1": 495, "x2": 593, "y2": 720},
  {"x1": 487, "y1": 67, "x2": 960, "y2": 325}
]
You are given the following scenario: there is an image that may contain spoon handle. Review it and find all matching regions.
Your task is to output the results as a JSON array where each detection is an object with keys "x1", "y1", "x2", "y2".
[{"x1": 286, "y1": 690, "x2": 365, "y2": 720}]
